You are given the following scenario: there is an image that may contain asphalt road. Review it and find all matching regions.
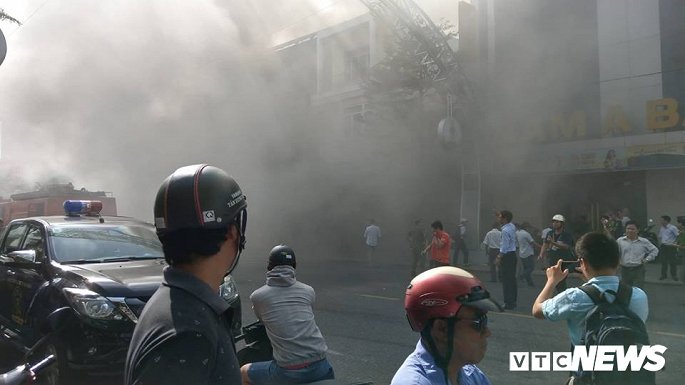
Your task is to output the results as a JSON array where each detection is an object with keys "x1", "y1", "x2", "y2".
[{"x1": 2, "y1": 252, "x2": 684, "y2": 385}]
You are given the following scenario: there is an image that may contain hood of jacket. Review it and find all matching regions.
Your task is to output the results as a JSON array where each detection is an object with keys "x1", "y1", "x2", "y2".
[{"x1": 266, "y1": 264, "x2": 296, "y2": 287}]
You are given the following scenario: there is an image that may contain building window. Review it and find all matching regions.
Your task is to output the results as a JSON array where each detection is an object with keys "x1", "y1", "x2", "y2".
[
  {"x1": 344, "y1": 104, "x2": 375, "y2": 135},
  {"x1": 344, "y1": 48, "x2": 369, "y2": 83}
]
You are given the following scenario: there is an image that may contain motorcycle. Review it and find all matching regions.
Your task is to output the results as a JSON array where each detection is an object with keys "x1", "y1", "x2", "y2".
[
  {"x1": 235, "y1": 321, "x2": 374, "y2": 385},
  {"x1": 640, "y1": 218, "x2": 659, "y2": 245},
  {"x1": 0, "y1": 308, "x2": 73, "y2": 385}
]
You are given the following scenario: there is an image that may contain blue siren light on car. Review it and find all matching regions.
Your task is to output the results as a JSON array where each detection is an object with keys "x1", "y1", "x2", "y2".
[{"x1": 64, "y1": 200, "x2": 103, "y2": 216}]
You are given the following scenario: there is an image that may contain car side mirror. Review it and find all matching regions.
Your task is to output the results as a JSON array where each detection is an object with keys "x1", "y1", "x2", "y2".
[{"x1": 8, "y1": 250, "x2": 38, "y2": 263}]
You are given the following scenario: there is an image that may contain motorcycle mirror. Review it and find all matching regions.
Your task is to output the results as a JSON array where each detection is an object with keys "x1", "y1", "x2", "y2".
[
  {"x1": 0, "y1": 27, "x2": 6, "y2": 67},
  {"x1": 43, "y1": 307, "x2": 75, "y2": 334}
]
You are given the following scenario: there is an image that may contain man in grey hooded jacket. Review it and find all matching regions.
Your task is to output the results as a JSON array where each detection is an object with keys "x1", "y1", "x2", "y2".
[{"x1": 240, "y1": 244, "x2": 334, "y2": 385}]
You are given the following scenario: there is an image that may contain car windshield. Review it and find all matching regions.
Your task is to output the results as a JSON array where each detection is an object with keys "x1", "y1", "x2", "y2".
[{"x1": 49, "y1": 224, "x2": 163, "y2": 263}]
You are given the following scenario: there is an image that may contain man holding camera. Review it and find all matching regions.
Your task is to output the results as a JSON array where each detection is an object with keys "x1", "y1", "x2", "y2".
[{"x1": 538, "y1": 214, "x2": 574, "y2": 293}]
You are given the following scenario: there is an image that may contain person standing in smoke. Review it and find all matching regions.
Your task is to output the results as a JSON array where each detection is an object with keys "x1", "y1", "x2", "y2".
[
  {"x1": 423, "y1": 220, "x2": 451, "y2": 268},
  {"x1": 363, "y1": 219, "x2": 382, "y2": 265},
  {"x1": 658, "y1": 215, "x2": 679, "y2": 281},
  {"x1": 516, "y1": 223, "x2": 536, "y2": 287},
  {"x1": 538, "y1": 214, "x2": 574, "y2": 293},
  {"x1": 407, "y1": 219, "x2": 427, "y2": 276},
  {"x1": 481, "y1": 222, "x2": 501, "y2": 283},
  {"x1": 452, "y1": 218, "x2": 470, "y2": 266},
  {"x1": 495, "y1": 210, "x2": 518, "y2": 310}
]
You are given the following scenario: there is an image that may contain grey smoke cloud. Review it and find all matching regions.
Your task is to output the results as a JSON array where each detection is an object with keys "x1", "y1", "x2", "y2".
[{"x1": 0, "y1": 0, "x2": 463, "y2": 261}]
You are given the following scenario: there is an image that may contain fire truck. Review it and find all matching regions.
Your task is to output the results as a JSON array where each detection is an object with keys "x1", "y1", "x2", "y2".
[{"x1": 0, "y1": 183, "x2": 117, "y2": 225}]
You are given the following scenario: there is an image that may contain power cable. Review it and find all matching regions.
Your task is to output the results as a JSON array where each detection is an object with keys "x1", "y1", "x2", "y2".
[{"x1": 6, "y1": 0, "x2": 53, "y2": 38}]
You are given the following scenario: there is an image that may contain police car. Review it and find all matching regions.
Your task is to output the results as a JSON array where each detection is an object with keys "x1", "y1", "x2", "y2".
[{"x1": 0, "y1": 200, "x2": 242, "y2": 384}]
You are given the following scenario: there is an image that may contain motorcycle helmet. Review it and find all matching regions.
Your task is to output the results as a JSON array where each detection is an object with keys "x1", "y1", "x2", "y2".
[
  {"x1": 268, "y1": 244, "x2": 296, "y2": 270},
  {"x1": 154, "y1": 164, "x2": 247, "y2": 251},
  {"x1": 405, "y1": 266, "x2": 502, "y2": 332}
]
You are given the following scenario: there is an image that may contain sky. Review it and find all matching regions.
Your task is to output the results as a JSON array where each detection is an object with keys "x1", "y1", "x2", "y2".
[{"x1": 0, "y1": 0, "x2": 463, "y2": 257}]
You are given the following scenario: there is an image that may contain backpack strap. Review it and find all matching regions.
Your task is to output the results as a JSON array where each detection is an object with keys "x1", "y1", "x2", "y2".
[
  {"x1": 578, "y1": 284, "x2": 602, "y2": 305},
  {"x1": 614, "y1": 281, "x2": 633, "y2": 307},
  {"x1": 579, "y1": 281, "x2": 633, "y2": 306}
]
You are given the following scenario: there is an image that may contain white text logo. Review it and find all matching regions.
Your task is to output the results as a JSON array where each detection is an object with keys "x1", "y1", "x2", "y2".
[{"x1": 509, "y1": 345, "x2": 667, "y2": 372}]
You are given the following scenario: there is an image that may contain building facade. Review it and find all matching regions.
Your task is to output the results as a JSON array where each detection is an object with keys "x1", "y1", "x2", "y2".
[{"x1": 474, "y1": 0, "x2": 685, "y2": 235}]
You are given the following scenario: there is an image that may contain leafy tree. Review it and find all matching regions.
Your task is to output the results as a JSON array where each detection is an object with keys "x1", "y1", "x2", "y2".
[
  {"x1": 0, "y1": 8, "x2": 21, "y2": 25},
  {"x1": 364, "y1": 19, "x2": 456, "y2": 104}
]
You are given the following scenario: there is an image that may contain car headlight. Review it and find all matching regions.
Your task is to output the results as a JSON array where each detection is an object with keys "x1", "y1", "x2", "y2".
[
  {"x1": 219, "y1": 275, "x2": 239, "y2": 303},
  {"x1": 63, "y1": 288, "x2": 125, "y2": 321}
]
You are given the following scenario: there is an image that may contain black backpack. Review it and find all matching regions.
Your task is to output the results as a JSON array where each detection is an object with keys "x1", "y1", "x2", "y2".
[{"x1": 577, "y1": 282, "x2": 655, "y2": 385}]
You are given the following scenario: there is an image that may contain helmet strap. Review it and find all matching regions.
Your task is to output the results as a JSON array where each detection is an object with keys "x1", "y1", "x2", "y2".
[
  {"x1": 421, "y1": 318, "x2": 457, "y2": 383},
  {"x1": 226, "y1": 208, "x2": 247, "y2": 275},
  {"x1": 237, "y1": 208, "x2": 247, "y2": 252}
]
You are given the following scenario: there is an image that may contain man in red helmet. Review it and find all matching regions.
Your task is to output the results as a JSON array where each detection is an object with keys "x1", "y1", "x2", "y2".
[{"x1": 391, "y1": 266, "x2": 503, "y2": 385}]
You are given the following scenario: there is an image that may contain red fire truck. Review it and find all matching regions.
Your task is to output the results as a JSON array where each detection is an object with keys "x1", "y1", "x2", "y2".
[{"x1": 0, "y1": 183, "x2": 117, "y2": 225}]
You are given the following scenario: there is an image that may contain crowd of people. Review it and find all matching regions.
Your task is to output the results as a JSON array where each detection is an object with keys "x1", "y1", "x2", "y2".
[{"x1": 405, "y1": 208, "x2": 685, "y2": 289}]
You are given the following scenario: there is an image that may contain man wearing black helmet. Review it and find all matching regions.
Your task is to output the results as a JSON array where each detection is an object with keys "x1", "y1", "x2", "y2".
[
  {"x1": 391, "y1": 266, "x2": 503, "y2": 385},
  {"x1": 240, "y1": 244, "x2": 334, "y2": 385},
  {"x1": 124, "y1": 164, "x2": 248, "y2": 385}
]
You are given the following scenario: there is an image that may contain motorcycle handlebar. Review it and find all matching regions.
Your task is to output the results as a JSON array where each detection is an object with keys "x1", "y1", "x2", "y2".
[
  {"x1": 234, "y1": 321, "x2": 267, "y2": 344},
  {"x1": 29, "y1": 355, "x2": 55, "y2": 374}
]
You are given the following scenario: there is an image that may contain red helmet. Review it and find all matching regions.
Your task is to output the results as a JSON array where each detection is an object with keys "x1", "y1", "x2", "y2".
[{"x1": 405, "y1": 266, "x2": 503, "y2": 332}]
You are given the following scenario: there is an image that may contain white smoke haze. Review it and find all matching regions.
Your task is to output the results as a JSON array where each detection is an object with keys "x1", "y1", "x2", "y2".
[{"x1": 0, "y1": 0, "x2": 463, "y2": 261}]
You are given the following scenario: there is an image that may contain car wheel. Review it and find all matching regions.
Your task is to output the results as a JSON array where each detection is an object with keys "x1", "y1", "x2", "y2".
[{"x1": 34, "y1": 340, "x2": 72, "y2": 385}]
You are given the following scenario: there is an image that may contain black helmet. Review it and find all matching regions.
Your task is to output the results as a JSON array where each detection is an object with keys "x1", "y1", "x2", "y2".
[
  {"x1": 154, "y1": 164, "x2": 247, "y2": 250},
  {"x1": 268, "y1": 244, "x2": 296, "y2": 269}
]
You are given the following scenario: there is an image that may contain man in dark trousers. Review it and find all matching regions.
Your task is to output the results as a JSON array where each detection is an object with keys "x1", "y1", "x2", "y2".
[
  {"x1": 481, "y1": 222, "x2": 501, "y2": 282},
  {"x1": 124, "y1": 164, "x2": 248, "y2": 385},
  {"x1": 658, "y1": 215, "x2": 680, "y2": 281},
  {"x1": 408, "y1": 219, "x2": 427, "y2": 276},
  {"x1": 452, "y1": 218, "x2": 470, "y2": 266},
  {"x1": 496, "y1": 210, "x2": 517, "y2": 310}
]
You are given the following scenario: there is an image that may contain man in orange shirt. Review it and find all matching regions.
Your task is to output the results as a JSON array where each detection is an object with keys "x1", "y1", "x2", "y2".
[{"x1": 423, "y1": 220, "x2": 452, "y2": 268}]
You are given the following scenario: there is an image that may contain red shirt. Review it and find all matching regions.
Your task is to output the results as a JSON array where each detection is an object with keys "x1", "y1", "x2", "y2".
[{"x1": 430, "y1": 230, "x2": 451, "y2": 264}]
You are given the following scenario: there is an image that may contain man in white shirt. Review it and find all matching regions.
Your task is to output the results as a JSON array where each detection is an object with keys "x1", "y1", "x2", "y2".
[
  {"x1": 516, "y1": 224, "x2": 536, "y2": 287},
  {"x1": 482, "y1": 223, "x2": 501, "y2": 282},
  {"x1": 539, "y1": 226, "x2": 552, "y2": 258},
  {"x1": 658, "y1": 215, "x2": 679, "y2": 281},
  {"x1": 364, "y1": 219, "x2": 382, "y2": 265},
  {"x1": 617, "y1": 220, "x2": 658, "y2": 288}
]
